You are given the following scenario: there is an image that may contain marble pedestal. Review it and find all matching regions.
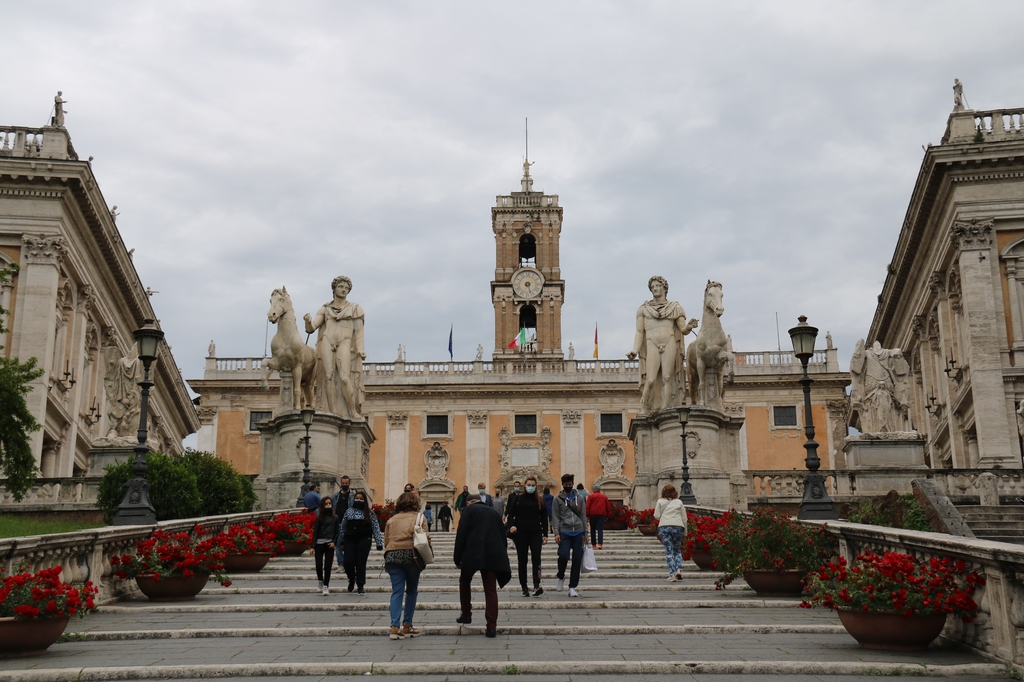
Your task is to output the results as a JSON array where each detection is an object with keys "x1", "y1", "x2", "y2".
[
  {"x1": 842, "y1": 432, "x2": 926, "y2": 495},
  {"x1": 255, "y1": 411, "x2": 375, "y2": 510},
  {"x1": 87, "y1": 445, "x2": 135, "y2": 476},
  {"x1": 629, "y1": 405, "x2": 745, "y2": 510}
]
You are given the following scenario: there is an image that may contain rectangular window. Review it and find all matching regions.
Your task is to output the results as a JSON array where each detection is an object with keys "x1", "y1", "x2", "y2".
[
  {"x1": 249, "y1": 411, "x2": 273, "y2": 431},
  {"x1": 773, "y1": 406, "x2": 798, "y2": 427},
  {"x1": 600, "y1": 412, "x2": 623, "y2": 433},
  {"x1": 426, "y1": 414, "x2": 449, "y2": 435},
  {"x1": 514, "y1": 414, "x2": 537, "y2": 434}
]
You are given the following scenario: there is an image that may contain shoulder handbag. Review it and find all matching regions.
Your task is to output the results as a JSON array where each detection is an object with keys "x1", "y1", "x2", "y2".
[{"x1": 414, "y1": 512, "x2": 434, "y2": 565}]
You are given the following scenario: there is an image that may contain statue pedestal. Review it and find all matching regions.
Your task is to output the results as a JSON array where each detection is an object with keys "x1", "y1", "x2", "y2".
[
  {"x1": 256, "y1": 411, "x2": 375, "y2": 510},
  {"x1": 86, "y1": 445, "x2": 136, "y2": 476},
  {"x1": 629, "y1": 406, "x2": 745, "y2": 510},
  {"x1": 842, "y1": 432, "x2": 926, "y2": 495}
]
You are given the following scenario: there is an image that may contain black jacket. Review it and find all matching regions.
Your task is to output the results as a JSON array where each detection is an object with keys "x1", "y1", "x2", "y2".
[
  {"x1": 505, "y1": 492, "x2": 548, "y2": 537},
  {"x1": 311, "y1": 510, "x2": 338, "y2": 545},
  {"x1": 453, "y1": 502, "x2": 511, "y2": 587}
]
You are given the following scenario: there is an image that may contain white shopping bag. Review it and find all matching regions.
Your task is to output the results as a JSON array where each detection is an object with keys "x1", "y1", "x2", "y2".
[{"x1": 582, "y1": 546, "x2": 598, "y2": 573}]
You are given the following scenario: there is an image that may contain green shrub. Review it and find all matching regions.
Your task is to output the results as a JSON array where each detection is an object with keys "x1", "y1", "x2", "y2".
[
  {"x1": 844, "y1": 492, "x2": 929, "y2": 532},
  {"x1": 97, "y1": 450, "x2": 255, "y2": 524},
  {"x1": 97, "y1": 453, "x2": 202, "y2": 524},
  {"x1": 178, "y1": 449, "x2": 256, "y2": 516}
]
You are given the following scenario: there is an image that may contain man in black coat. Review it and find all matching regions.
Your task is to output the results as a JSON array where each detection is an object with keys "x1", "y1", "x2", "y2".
[{"x1": 453, "y1": 494, "x2": 511, "y2": 637}]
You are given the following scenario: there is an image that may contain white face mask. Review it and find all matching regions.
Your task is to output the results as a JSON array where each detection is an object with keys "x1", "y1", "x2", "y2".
[
  {"x1": 478, "y1": 489, "x2": 486, "y2": 495},
  {"x1": 525, "y1": 485, "x2": 536, "y2": 494}
]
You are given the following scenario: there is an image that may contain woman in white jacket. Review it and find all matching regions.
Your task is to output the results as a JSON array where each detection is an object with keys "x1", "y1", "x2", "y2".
[{"x1": 654, "y1": 484, "x2": 687, "y2": 581}]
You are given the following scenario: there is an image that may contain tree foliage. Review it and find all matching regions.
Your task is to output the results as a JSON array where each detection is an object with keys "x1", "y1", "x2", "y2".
[{"x1": 0, "y1": 263, "x2": 43, "y2": 501}]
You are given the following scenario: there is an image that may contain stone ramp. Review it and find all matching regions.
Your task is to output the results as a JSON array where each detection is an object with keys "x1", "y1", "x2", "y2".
[{"x1": 3, "y1": 531, "x2": 1010, "y2": 681}]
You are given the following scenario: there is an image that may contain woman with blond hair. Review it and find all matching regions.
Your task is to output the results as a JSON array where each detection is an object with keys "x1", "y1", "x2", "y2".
[
  {"x1": 654, "y1": 483, "x2": 686, "y2": 581},
  {"x1": 383, "y1": 491, "x2": 432, "y2": 640}
]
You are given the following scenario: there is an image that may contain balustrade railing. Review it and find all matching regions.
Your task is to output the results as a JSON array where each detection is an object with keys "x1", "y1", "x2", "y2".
[
  {"x1": 495, "y1": 194, "x2": 559, "y2": 207},
  {"x1": 0, "y1": 509, "x2": 294, "y2": 604},
  {"x1": 0, "y1": 477, "x2": 102, "y2": 507},
  {"x1": 0, "y1": 127, "x2": 44, "y2": 157},
  {"x1": 745, "y1": 467, "x2": 1024, "y2": 500},
  {"x1": 973, "y1": 108, "x2": 1024, "y2": 141},
  {"x1": 687, "y1": 504, "x2": 1024, "y2": 666}
]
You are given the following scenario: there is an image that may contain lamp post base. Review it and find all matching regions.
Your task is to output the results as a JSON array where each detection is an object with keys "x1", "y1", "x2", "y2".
[
  {"x1": 112, "y1": 477, "x2": 157, "y2": 525},
  {"x1": 797, "y1": 472, "x2": 838, "y2": 521}
]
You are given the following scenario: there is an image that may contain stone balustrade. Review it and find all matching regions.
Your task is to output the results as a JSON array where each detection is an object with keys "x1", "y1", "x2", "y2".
[
  {"x1": 495, "y1": 194, "x2": 559, "y2": 207},
  {"x1": 205, "y1": 349, "x2": 838, "y2": 384},
  {"x1": 944, "y1": 107, "x2": 1024, "y2": 144},
  {"x1": 688, "y1": 503, "x2": 1024, "y2": 666},
  {"x1": 0, "y1": 477, "x2": 102, "y2": 510},
  {"x1": 745, "y1": 467, "x2": 1024, "y2": 502},
  {"x1": 0, "y1": 509, "x2": 293, "y2": 604},
  {"x1": 0, "y1": 125, "x2": 76, "y2": 160}
]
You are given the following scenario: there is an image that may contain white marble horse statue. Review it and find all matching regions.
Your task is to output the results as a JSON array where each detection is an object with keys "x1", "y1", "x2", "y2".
[
  {"x1": 262, "y1": 287, "x2": 317, "y2": 411},
  {"x1": 686, "y1": 280, "x2": 734, "y2": 408}
]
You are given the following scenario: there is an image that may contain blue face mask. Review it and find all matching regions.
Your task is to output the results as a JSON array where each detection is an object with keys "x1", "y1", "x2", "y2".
[
  {"x1": 525, "y1": 485, "x2": 536, "y2": 494},
  {"x1": 478, "y1": 489, "x2": 486, "y2": 496}
]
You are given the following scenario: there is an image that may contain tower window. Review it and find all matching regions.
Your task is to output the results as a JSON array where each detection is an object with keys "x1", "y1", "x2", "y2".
[
  {"x1": 519, "y1": 234, "x2": 536, "y2": 267},
  {"x1": 519, "y1": 304, "x2": 537, "y2": 333},
  {"x1": 600, "y1": 413, "x2": 623, "y2": 433}
]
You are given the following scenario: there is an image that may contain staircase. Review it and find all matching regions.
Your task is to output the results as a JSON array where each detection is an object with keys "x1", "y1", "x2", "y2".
[
  {"x1": 4, "y1": 529, "x2": 1006, "y2": 680},
  {"x1": 958, "y1": 505, "x2": 1024, "y2": 544}
]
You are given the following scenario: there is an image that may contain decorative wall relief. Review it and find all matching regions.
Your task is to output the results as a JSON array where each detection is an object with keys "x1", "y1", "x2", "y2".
[
  {"x1": 599, "y1": 439, "x2": 626, "y2": 478},
  {"x1": 424, "y1": 441, "x2": 452, "y2": 482}
]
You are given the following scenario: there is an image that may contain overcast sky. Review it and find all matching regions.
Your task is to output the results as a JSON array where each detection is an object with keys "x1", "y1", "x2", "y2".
[{"x1": 4, "y1": 2, "x2": 1024, "y2": 388}]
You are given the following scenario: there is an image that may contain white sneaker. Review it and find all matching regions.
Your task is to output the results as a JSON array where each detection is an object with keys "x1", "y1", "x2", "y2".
[
  {"x1": 557, "y1": 579, "x2": 564, "y2": 592},
  {"x1": 322, "y1": 586, "x2": 329, "y2": 596},
  {"x1": 568, "y1": 588, "x2": 579, "y2": 598}
]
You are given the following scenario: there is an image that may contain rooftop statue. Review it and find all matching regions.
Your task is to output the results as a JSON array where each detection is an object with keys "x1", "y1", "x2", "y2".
[
  {"x1": 53, "y1": 91, "x2": 67, "y2": 127},
  {"x1": 953, "y1": 78, "x2": 965, "y2": 112},
  {"x1": 627, "y1": 276, "x2": 697, "y2": 415},
  {"x1": 305, "y1": 275, "x2": 366, "y2": 420},
  {"x1": 850, "y1": 340, "x2": 912, "y2": 433}
]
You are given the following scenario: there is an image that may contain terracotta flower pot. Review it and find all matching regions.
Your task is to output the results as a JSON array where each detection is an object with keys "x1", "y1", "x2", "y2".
[
  {"x1": 135, "y1": 573, "x2": 210, "y2": 601},
  {"x1": 689, "y1": 550, "x2": 714, "y2": 570},
  {"x1": 742, "y1": 570, "x2": 805, "y2": 597},
  {"x1": 0, "y1": 616, "x2": 71, "y2": 657},
  {"x1": 606, "y1": 520, "x2": 628, "y2": 531},
  {"x1": 837, "y1": 609, "x2": 947, "y2": 651},
  {"x1": 639, "y1": 523, "x2": 660, "y2": 536},
  {"x1": 223, "y1": 552, "x2": 272, "y2": 573},
  {"x1": 279, "y1": 541, "x2": 309, "y2": 556}
]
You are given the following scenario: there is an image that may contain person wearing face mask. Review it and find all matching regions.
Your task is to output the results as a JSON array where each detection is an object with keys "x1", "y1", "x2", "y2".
[
  {"x1": 551, "y1": 473, "x2": 589, "y2": 597},
  {"x1": 311, "y1": 497, "x2": 338, "y2": 595},
  {"x1": 331, "y1": 475, "x2": 355, "y2": 566},
  {"x1": 437, "y1": 501, "x2": 453, "y2": 532},
  {"x1": 476, "y1": 483, "x2": 494, "y2": 508},
  {"x1": 505, "y1": 475, "x2": 548, "y2": 597},
  {"x1": 338, "y1": 490, "x2": 383, "y2": 594},
  {"x1": 505, "y1": 481, "x2": 522, "y2": 524}
]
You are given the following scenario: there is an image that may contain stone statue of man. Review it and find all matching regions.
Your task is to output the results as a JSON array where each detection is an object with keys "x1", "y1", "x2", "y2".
[
  {"x1": 53, "y1": 91, "x2": 67, "y2": 127},
  {"x1": 953, "y1": 78, "x2": 964, "y2": 112},
  {"x1": 850, "y1": 339, "x2": 911, "y2": 433},
  {"x1": 304, "y1": 275, "x2": 366, "y2": 419},
  {"x1": 627, "y1": 276, "x2": 698, "y2": 414},
  {"x1": 475, "y1": 344, "x2": 483, "y2": 361}
]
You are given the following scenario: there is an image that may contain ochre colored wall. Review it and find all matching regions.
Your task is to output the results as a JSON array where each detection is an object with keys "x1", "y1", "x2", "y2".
[
  {"x1": 582, "y1": 414, "x2": 598, "y2": 484},
  {"x1": 368, "y1": 415, "x2": 385, "y2": 499},
  {"x1": 544, "y1": 412, "x2": 561, "y2": 482},
  {"x1": 447, "y1": 414, "x2": 466, "y2": 492},
  {"x1": 745, "y1": 404, "x2": 832, "y2": 470},
  {"x1": 216, "y1": 411, "x2": 255, "y2": 475},
  {"x1": 405, "y1": 414, "x2": 422, "y2": 487}
]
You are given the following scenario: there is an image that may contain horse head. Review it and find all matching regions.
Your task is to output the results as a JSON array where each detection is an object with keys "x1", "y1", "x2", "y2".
[
  {"x1": 268, "y1": 286, "x2": 291, "y2": 324},
  {"x1": 704, "y1": 280, "x2": 724, "y2": 317}
]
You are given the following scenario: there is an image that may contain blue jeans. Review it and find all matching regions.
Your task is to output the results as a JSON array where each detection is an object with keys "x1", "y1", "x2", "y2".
[
  {"x1": 659, "y1": 525, "x2": 684, "y2": 576},
  {"x1": 556, "y1": 532, "x2": 585, "y2": 589},
  {"x1": 385, "y1": 562, "x2": 421, "y2": 628}
]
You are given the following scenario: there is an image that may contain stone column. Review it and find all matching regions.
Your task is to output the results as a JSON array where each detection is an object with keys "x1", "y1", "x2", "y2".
[
  {"x1": 13, "y1": 235, "x2": 65, "y2": 463},
  {"x1": 196, "y1": 407, "x2": 218, "y2": 453},
  {"x1": 465, "y1": 411, "x2": 489, "y2": 491},
  {"x1": 560, "y1": 410, "x2": 584, "y2": 479},
  {"x1": 952, "y1": 219, "x2": 1018, "y2": 467},
  {"x1": 385, "y1": 413, "x2": 409, "y2": 500}
]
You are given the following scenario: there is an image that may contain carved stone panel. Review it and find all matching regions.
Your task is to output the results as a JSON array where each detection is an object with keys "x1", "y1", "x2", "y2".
[
  {"x1": 387, "y1": 412, "x2": 409, "y2": 428},
  {"x1": 467, "y1": 410, "x2": 488, "y2": 427},
  {"x1": 22, "y1": 234, "x2": 66, "y2": 265},
  {"x1": 562, "y1": 410, "x2": 582, "y2": 426},
  {"x1": 951, "y1": 218, "x2": 995, "y2": 250},
  {"x1": 424, "y1": 441, "x2": 452, "y2": 482},
  {"x1": 599, "y1": 439, "x2": 626, "y2": 478}
]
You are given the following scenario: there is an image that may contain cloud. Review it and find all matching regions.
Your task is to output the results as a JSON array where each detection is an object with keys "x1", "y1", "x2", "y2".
[{"x1": 3, "y1": 0, "x2": 1024, "y2": 395}]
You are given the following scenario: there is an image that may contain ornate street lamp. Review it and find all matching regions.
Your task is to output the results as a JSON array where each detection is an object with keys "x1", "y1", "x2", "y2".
[
  {"x1": 112, "y1": 319, "x2": 164, "y2": 525},
  {"x1": 678, "y1": 406, "x2": 696, "y2": 504},
  {"x1": 296, "y1": 408, "x2": 315, "y2": 507},
  {"x1": 788, "y1": 316, "x2": 837, "y2": 520}
]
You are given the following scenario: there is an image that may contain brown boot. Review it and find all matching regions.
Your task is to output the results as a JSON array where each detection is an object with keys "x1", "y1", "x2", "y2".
[
  {"x1": 389, "y1": 626, "x2": 404, "y2": 640},
  {"x1": 401, "y1": 623, "x2": 421, "y2": 638}
]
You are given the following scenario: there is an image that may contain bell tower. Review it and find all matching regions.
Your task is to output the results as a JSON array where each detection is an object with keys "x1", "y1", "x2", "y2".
[{"x1": 491, "y1": 159, "x2": 564, "y2": 360}]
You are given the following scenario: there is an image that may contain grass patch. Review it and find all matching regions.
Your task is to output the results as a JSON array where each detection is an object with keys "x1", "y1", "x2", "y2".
[
  {"x1": 0, "y1": 515, "x2": 102, "y2": 539},
  {"x1": 504, "y1": 664, "x2": 519, "y2": 675}
]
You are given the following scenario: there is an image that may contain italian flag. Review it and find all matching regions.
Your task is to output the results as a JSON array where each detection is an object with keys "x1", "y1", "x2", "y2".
[{"x1": 508, "y1": 328, "x2": 526, "y2": 350}]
